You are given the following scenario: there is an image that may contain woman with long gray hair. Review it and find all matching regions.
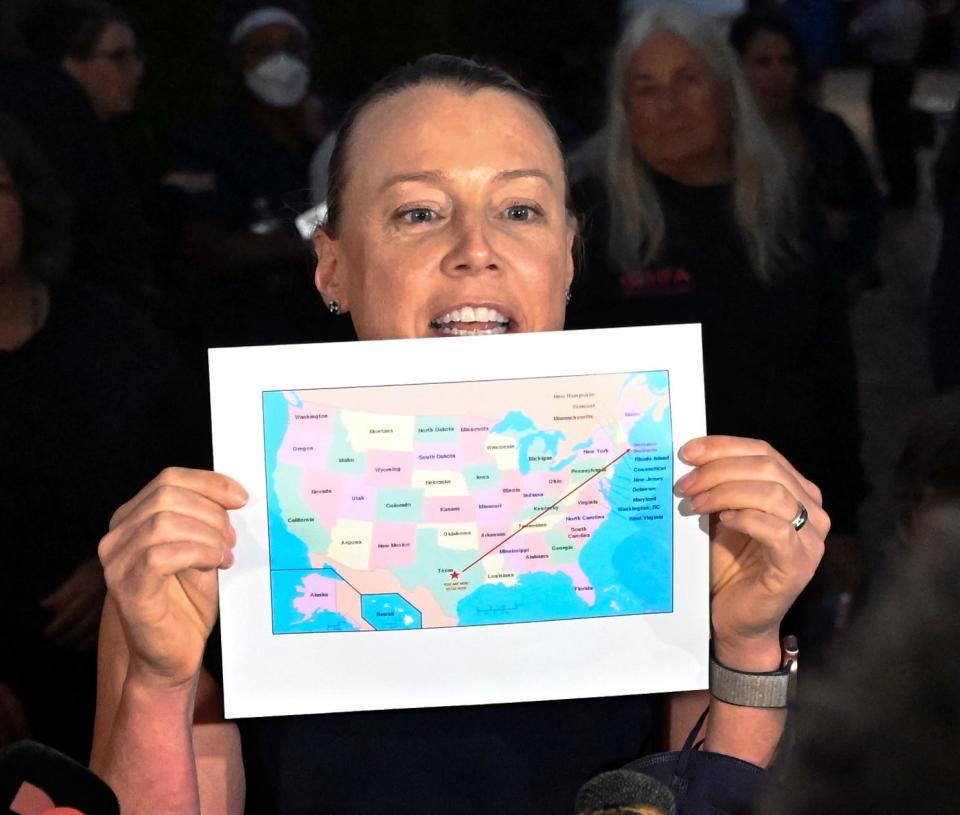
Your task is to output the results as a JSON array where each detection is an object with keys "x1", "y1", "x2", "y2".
[
  {"x1": 569, "y1": 4, "x2": 864, "y2": 648},
  {"x1": 603, "y1": 5, "x2": 791, "y2": 278}
]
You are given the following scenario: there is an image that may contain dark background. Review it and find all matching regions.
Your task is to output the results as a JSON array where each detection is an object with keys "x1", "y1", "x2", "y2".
[
  {"x1": 108, "y1": 0, "x2": 623, "y2": 175},
  {"x1": 106, "y1": 0, "x2": 960, "y2": 182}
]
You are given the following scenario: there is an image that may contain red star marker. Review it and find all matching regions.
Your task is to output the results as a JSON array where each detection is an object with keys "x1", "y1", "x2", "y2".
[{"x1": 450, "y1": 571, "x2": 460, "y2": 579}]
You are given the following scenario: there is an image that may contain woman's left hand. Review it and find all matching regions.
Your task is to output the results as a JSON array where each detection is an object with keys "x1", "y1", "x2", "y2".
[{"x1": 676, "y1": 436, "x2": 829, "y2": 669}]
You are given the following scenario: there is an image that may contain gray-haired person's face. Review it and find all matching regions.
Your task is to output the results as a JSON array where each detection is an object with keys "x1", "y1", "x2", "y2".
[
  {"x1": 625, "y1": 31, "x2": 732, "y2": 186},
  {"x1": 0, "y1": 160, "x2": 23, "y2": 280},
  {"x1": 314, "y1": 84, "x2": 575, "y2": 340}
]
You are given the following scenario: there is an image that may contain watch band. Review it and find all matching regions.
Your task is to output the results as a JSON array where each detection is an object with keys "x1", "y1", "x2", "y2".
[{"x1": 709, "y1": 636, "x2": 798, "y2": 708}]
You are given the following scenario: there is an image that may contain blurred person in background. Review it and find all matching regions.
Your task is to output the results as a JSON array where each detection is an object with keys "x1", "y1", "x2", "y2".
[
  {"x1": 780, "y1": 0, "x2": 841, "y2": 72},
  {"x1": 568, "y1": 4, "x2": 865, "y2": 653},
  {"x1": 759, "y1": 434, "x2": 960, "y2": 815},
  {"x1": 162, "y1": 0, "x2": 344, "y2": 352},
  {"x1": 849, "y1": 0, "x2": 928, "y2": 209},
  {"x1": 730, "y1": 10, "x2": 883, "y2": 293},
  {"x1": 0, "y1": 0, "x2": 149, "y2": 301},
  {"x1": 892, "y1": 392, "x2": 960, "y2": 538},
  {"x1": 0, "y1": 113, "x2": 205, "y2": 762},
  {"x1": 27, "y1": 0, "x2": 144, "y2": 122}
]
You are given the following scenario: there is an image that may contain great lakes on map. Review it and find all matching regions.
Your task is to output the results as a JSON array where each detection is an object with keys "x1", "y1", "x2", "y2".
[{"x1": 263, "y1": 371, "x2": 673, "y2": 634}]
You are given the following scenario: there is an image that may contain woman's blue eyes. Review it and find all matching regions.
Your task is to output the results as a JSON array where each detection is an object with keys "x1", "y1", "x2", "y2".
[
  {"x1": 397, "y1": 204, "x2": 540, "y2": 224},
  {"x1": 505, "y1": 205, "x2": 533, "y2": 221},
  {"x1": 402, "y1": 208, "x2": 436, "y2": 224}
]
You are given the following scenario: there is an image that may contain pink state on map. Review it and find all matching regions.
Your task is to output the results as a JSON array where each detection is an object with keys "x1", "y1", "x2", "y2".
[
  {"x1": 518, "y1": 472, "x2": 552, "y2": 521},
  {"x1": 560, "y1": 563, "x2": 596, "y2": 607},
  {"x1": 292, "y1": 570, "x2": 367, "y2": 629},
  {"x1": 622, "y1": 398, "x2": 645, "y2": 427},
  {"x1": 413, "y1": 442, "x2": 461, "y2": 470},
  {"x1": 519, "y1": 470, "x2": 549, "y2": 496},
  {"x1": 423, "y1": 495, "x2": 476, "y2": 524},
  {"x1": 288, "y1": 403, "x2": 337, "y2": 434},
  {"x1": 338, "y1": 476, "x2": 376, "y2": 521},
  {"x1": 459, "y1": 425, "x2": 497, "y2": 463},
  {"x1": 496, "y1": 470, "x2": 535, "y2": 516},
  {"x1": 576, "y1": 428, "x2": 616, "y2": 459},
  {"x1": 371, "y1": 523, "x2": 418, "y2": 569},
  {"x1": 499, "y1": 532, "x2": 550, "y2": 572},
  {"x1": 473, "y1": 489, "x2": 509, "y2": 521},
  {"x1": 300, "y1": 471, "x2": 341, "y2": 528},
  {"x1": 365, "y1": 450, "x2": 415, "y2": 488},
  {"x1": 291, "y1": 573, "x2": 339, "y2": 619},
  {"x1": 278, "y1": 428, "x2": 331, "y2": 468}
]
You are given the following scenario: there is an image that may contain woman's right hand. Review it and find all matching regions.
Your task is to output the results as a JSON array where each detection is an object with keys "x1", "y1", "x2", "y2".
[{"x1": 98, "y1": 468, "x2": 248, "y2": 690}]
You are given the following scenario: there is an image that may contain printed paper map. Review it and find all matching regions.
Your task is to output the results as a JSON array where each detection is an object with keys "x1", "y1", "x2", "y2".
[{"x1": 264, "y1": 371, "x2": 673, "y2": 635}]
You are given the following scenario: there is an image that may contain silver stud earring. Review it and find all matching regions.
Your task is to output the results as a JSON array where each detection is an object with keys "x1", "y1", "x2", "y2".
[
  {"x1": 327, "y1": 299, "x2": 341, "y2": 315},
  {"x1": 565, "y1": 289, "x2": 572, "y2": 305}
]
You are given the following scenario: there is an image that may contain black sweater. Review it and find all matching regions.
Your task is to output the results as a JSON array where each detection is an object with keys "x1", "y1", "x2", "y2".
[
  {"x1": 568, "y1": 171, "x2": 865, "y2": 533},
  {"x1": 0, "y1": 279, "x2": 206, "y2": 758}
]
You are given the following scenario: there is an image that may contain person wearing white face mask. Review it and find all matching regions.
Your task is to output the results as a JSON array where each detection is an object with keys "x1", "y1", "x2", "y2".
[
  {"x1": 231, "y1": 6, "x2": 312, "y2": 109},
  {"x1": 160, "y1": 2, "x2": 346, "y2": 355}
]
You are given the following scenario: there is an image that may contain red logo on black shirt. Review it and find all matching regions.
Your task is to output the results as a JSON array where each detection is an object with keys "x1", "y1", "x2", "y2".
[{"x1": 620, "y1": 266, "x2": 693, "y2": 297}]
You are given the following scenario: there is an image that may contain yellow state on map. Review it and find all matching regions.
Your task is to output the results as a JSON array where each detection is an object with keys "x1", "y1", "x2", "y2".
[
  {"x1": 484, "y1": 433, "x2": 519, "y2": 470},
  {"x1": 513, "y1": 509, "x2": 565, "y2": 535},
  {"x1": 428, "y1": 522, "x2": 480, "y2": 551},
  {"x1": 328, "y1": 519, "x2": 373, "y2": 570},
  {"x1": 411, "y1": 469, "x2": 469, "y2": 496},
  {"x1": 482, "y1": 553, "x2": 518, "y2": 586},
  {"x1": 341, "y1": 410, "x2": 414, "y2": 452}
]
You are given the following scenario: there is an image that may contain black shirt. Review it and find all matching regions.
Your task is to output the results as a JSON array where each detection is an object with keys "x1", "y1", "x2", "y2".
[
  {"x1": 569, "y1": 171, "x2": 864, "y2": 533},
  {"x1": 0, "y1": 279, "x2": 206, "y2": 758},
  {"x1": 202, "y1": 614, "x2": 658, "y2": 815},
  {"x1": 237, "y1": 693, "x2": 657, "y2": 814},
  {"x1": 0, "y1": 56, "x2": 148, "y2": 299},
  {"x1": 164, "y1": 107, "x2": 343, "y2": 348}
]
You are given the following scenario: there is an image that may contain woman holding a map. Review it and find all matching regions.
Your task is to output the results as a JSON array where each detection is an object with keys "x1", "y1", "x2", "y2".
[{"x1": 91, "y1": 56, "x2": 829, "y2": 814}]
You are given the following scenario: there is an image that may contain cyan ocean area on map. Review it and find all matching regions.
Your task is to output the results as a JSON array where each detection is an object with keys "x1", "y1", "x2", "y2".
[{"x1": 262, "y1": 371, "x2": 674, "y2": 634}]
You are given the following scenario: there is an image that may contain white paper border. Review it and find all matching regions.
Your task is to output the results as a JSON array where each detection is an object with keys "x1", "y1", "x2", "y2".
[{"x1": 210, "y1": 325, "x2": 708, "y2": 719}]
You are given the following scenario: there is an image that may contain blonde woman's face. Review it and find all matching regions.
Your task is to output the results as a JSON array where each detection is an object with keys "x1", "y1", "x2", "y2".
[
  {"x1": 625, "y1": 31, "x2": 732, "y2": 185},
  {"x1": 314, "y1": 85, "x2": 575, "y2": 340}
]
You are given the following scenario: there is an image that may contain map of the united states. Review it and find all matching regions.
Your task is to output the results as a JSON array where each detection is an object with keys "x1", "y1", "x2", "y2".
[{"x1": 264, "y1": 371, "x2": 673, "y2": 634}]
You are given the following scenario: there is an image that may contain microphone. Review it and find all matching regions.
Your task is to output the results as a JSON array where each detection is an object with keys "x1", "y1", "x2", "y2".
[{"x1": 575, "y1": 768, "x2": 677, "y2": 815}]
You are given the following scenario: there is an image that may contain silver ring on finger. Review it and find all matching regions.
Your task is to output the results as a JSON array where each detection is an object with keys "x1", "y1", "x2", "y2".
[{"x1": 790, "y1": 501, "x2": 808, "y2": 532}]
